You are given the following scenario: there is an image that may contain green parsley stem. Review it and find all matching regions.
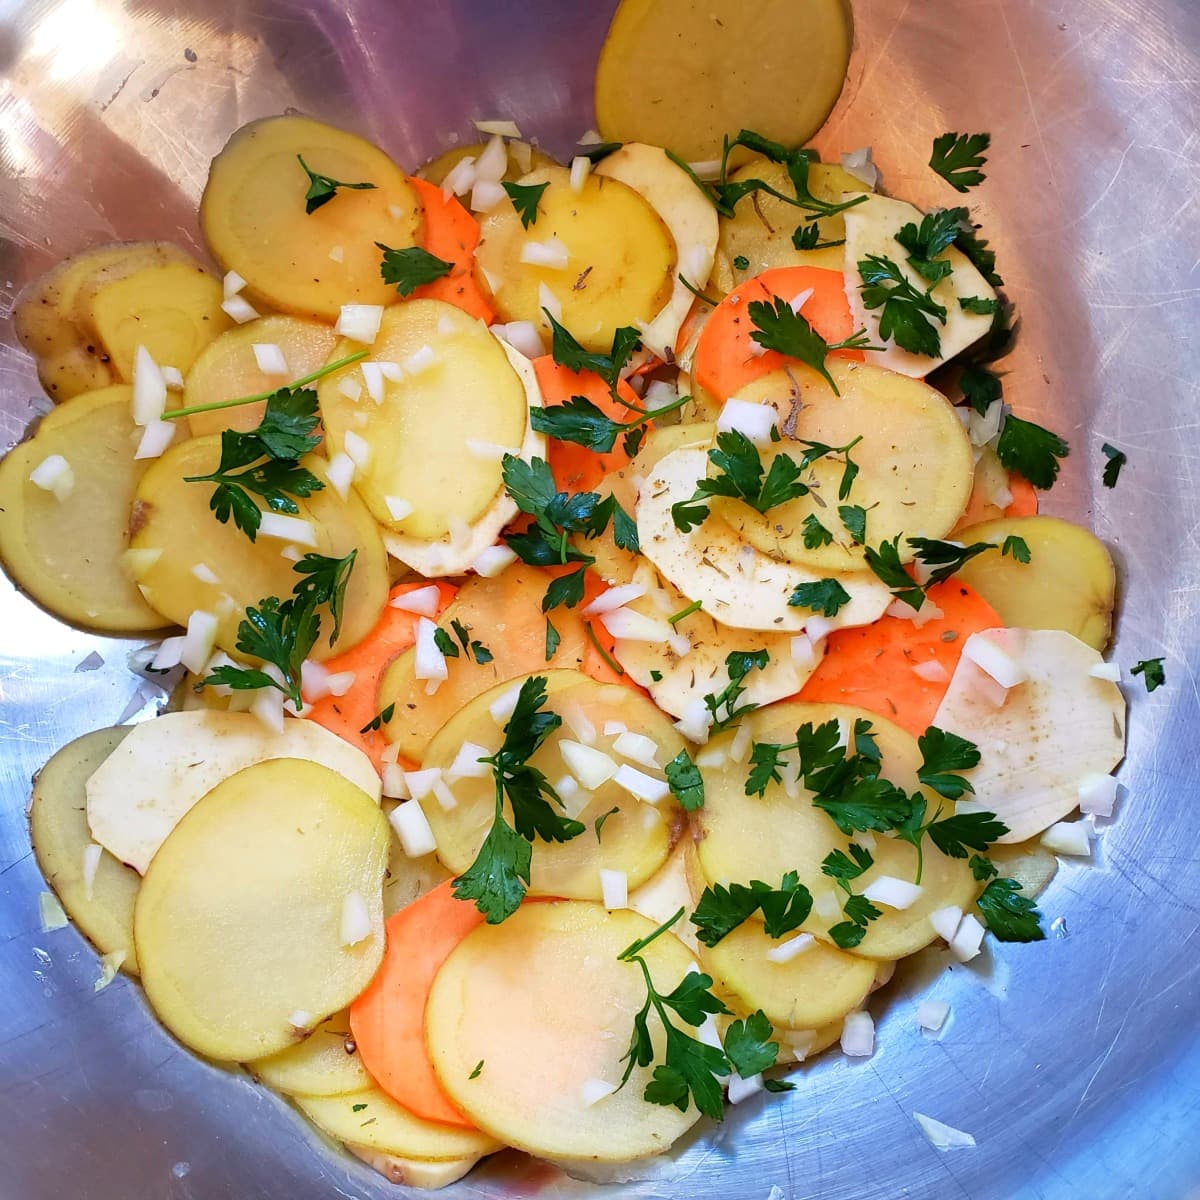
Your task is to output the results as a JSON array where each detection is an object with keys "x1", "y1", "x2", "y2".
[
  {"x1": 914, "y1": 839, "x2": 925, "y2": 887},
  {"x1": 668, "y1": 599, "x2": 703, "y2": 626},
  {"x1": 677, "y1": 274, "x2": 722, "y2": 307},
  {"x1": 161, "y1": 350, "x2": 369, "y2": 420},
  {"x1": 585, "y1": 621, "x2": 624, "y2": 677}
]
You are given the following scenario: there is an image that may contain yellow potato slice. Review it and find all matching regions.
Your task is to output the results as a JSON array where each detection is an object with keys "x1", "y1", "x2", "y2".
[
  {"x1": 695, "y1": 701, "x2": 977, "y2": 960},
  {"x1": 251, "y1": 1009, "x2": 374, "y2": 1097},
  {"x1": 987, "y1": 839, "x2": 1058, "y2": 899},
  {"x1": 719, "y1": 160, "x2": 871, "y2": 279},
  {"x1": 421, "y1": 672, "x2": 679, "y2": 900},
  {"x1": 426, "y1": 901, "x2": 702, "y2": 1160},
  {"x1": 345, "y1": 1145, "x2": 483, "y2": 1190},
  {"x1": 129, "y1": 438, "x2": 388, "y2": 657},
  {"x1": 474, "y1": 164, "x2": 674, "y2": 352},
  {"x1": 594, "y1": 143, "x2": 719, "y2": 358},
  {"x1": 713, "y1": 361, "x2": 975, "y2": 571},
  {"x1": 419, "y1": 140, "x2": 557, "y2": 185},
  {"x1": 953, "y1": 516, "x2": 1116, "y2": 651},
  {"x1": 700, "y1": 923, "x2": 876, "y2": 1030},
  {"x1": 29, "y1": 726, "x2": 141, "y2": 974},
  {"x1": 380, "y1": 565, "x2": 589, "y2": 762},
  {"x1": 135, "y1": 758, "x2": 388, "y2": 1061},
  {"x1": 0, "y1": 385, "x2": 169, "y2": 632},
  {"x1": 87, "y1": 710, "x2": 381, "y2": 874},
  {"x1": 297, "y1": 1089, "x2": 500, "y2": 1161},
  {"x1": 183, "y1": 315, "x2": 338, "y2": 438},
  {"x1": 201, "y1": 115, "x2": 422, "y2": 320},
  {"x1": 594, "y1": 0, "x2": 853, "y2": 160},
  {"x1": 318, "y1": 301, "x2": 527, "y2": 539}
]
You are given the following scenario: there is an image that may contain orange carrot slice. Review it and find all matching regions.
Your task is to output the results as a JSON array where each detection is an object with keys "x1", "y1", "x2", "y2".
[
  {"x1": 305, "y1": 580, "x2": 457, "y2": 769},
  {"x1": 408, "y1": 176, "x2": 495, "y2": 323},
  {"x1": 692, "y1": 266, "x2": 862, "y2": 403},
  {"x1": 1005, "y1": 475, "x2": 1039, "y2": 517},
  {"x1": 798, "y1": 581, "x2": 1002, "y2": 737},
  {"x1": 349, "y1": 881, "x2": 484, "y2": 1128}
]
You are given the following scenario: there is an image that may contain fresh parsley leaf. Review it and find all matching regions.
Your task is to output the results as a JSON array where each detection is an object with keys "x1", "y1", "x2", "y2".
[
  {"x1": 976, "y1": 877, "x2": 1045, "y2": 942},
  {"x1": 996, "y1": 414, "x2": 1069, "y2": 490},
  {"x1": 579, "y1": 141, "x2": 622, "y2": 163},
  {"x1": 788, "y1": 578, "x2": 851, "y2": 617},
  {"x1": 821, "y1": 843, "x2": 874, "y2": 884},
  {"x1": 839, "y1": 504, "x2": 866, "y2": 545},
  {"x1": 703, "y1": 649, "x2": 769, "y2": 734},
  {"x1": 665, "y1": 749, "x2": 705, "y2": 811},
  {"x1": 723, "y1": 1010, "x2": 784, "y2": 1079},
  {"x1": 1132, "y1": 658, "x2": 1165, "y2": 693},
  {"x1": 252, "y1": 387, "x2": 324, "y2": 460},
  {"x1": 351, "y1": 1102, "x2": 368, "y2": 1112},
  {"x1": 377, "y1": 243, "x2": 453, "y2": 296},
  {"x1": 795, "y1": 719, "x2": 844, "y2": 779},
  {"x1": 927, "y1": 810, "x2": 1009, "y2": 860},
  {"x1": 544, "y1": 310, "x2": 641, "y2": 395},
  {"x1": 1002, "y1": 535, "x2": 1031, "y2": 563},
  {"x1": 453, "y1": 814, "x2": 531, "y2": 927},
  {"x1": 612, "y1": 499, "x2": 640, "y2": 553},
  {"x1": 292, "y1": 550, "x2": 357, "y2": 645},
  {"x1": 502, "y1": 180, "x2": 549, "y2": 228},
  {"x1": 433, "y1": 626, "x2": 460, "y2": 658},
  {"x1": 930, "y1": 132, "x2": 991, "y2": 192},
  {"x1": 959, "y1": 363, "x2": 1003, "y2": 416},
  {"x1": 530, "y1": 395, "x2": 624, "y2": 453},
  {"x1": 543, "y1": 566, "x2": 587, "y2": 613},
  {"x1": 821, "y1": 844, "x2": 881, "y2": 947},
  {"x1": 544, "y1": 615, "x2": 560, "y2": 661},
  {"x1": 297, "y1": 154, "x2": 376, "y2": 213},
  {"x1": 960, "y1": 295, "x2": 1001, "y2": 315},
  {"x1": 802, "y1": 514, "x2": 833, "y2": 548},
  {"x1": 745, "y1": 741, "x2": 786, "y2": 798},
  {"x1": 908, "y1": 537, "x2": 996, "y2": 586},
  {"x1": 917, "y1": 726, "x2": 982, "y2": 799},
  {"x1": 813, "y1": 775, "x2": 913, "y2": 837},
  {"x1": 1102, "y1": 443, "x2": 1126, "y2": 489},
  {"x1": 863, "y1": 537, "x2": 927, "y2": 610},
  {"x1": 733, "y1": 254, "x2": 750, "y2": 270},
  {"x1": 746, "y1": 296, "x2": 878, "y2": 394},
  {"x1": 894, "y1": 207, "x2": 968, "y2": 284},
  {"x1": 970, "y1": 854, "x2": 998, "y2": 882},
  {"x1": 469, "y1": 1060, "x2": 484, "y2": 1079},
  {"x1": 853, "y1": 718, "x2": 881, "y2": 763},
  {"x1": 792, "y1": 221, "x2": 842, "y2": 251},
  {"x1": 594, "y1": 805, "x2": 620, "y2": 841},
  {"x1": 955, "y1": 225, "x2": 1004, "y2": 288},
  {"x1": 359, "y1": 702, "x2": 396, "y2": 734},
  {"x1": 691, "y1": 874, "x2": 812, "y2": 947},
  {"x1": 858, "y1": 255, "x2": 947, "y2": 358},
  {"x1": 828, "y1": 921, "x2": 867, "y2": 949}
]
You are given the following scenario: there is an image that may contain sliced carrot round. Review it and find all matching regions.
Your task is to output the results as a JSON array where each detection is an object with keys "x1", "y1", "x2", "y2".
[
  {"x1": 692, "y1": 265, "x2": 861, "y2": 403},
  {"x1": 349, "y1": 881, "x2": 485, "y2": 1128},
  {"x1": 407, "y1": 176, "x2": 495, "y2": 323},
  {"x1": 1005, "y1": 474, "x2": 1039, "y2": 517}
]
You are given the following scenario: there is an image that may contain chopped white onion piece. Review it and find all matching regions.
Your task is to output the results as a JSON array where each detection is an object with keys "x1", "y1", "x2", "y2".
[
  {"x1": 377, "y1": 360, "x2": 404, "y2": 384},
  {"x1": 727, "y1": 1073, "x2": 764, "y2": 1104},
  {"x1": 579, "y1": 1077, "x2": 617, "y2": 1107},
  {"x1": 466, "y1": 438, "x2": 520, "y2": 461},
  {"x1": 288, "y1": 1010, "x2": 313, "y2": 1030},
  {"x1": 432, "y1": 776, "x2": 459, "y2": 812},
  {"x1": 695, "y1": 1013, "x2": 724, "y2": 1050},
  {"x1": 39, "y1": 890, "x2": 68, "y2": 931},
  {"x1": 765, "y1": 932, "x2": 815, "y2": 964},
  {"x1": 474, "y1": 134, "x2": 508, "y2": 183},
  {"x1": 916, "y1": 999, "x2": 950, "y2": 1032},
  {"x1": 886, "y1": 596, "x2": 944, "y2": 627},
  {"x1": 160, "y1": 365, "x2": 184, "y2": 390},
  {"x1": 384, "y1": 495, "x2": 414, "y2": 522},
  {"x1": 805, "y1": 615, "x2": 834, "y2": 645},
  {"x1": 30, "y1": 453, "x2": 75, "y2": 501},
  {"x1": 151, "y1": 636, "x2": 186, "y2": 671},
  {"x1": 729, "y1": 723, "x2": 752, "y2": 764},
  {"x1": 340, "y1": 891, "x2": 372, "y2": 946},
  {"x1": 962, "y1": 631, "x2": 1028, "y2": 689},
  {"x1": 81, "y1": 842, "x2": 103, "y2": 901},
  {"x1": 1089, "y1": 661, "x2": 1121, "y2": 682},
  {"x1": 695, "y1": 746, "x2": 728, "y2": 768},
  {"x1": 537, "y1": 282, "x2": 562, "y2": 322},
  {"x1": 913, "y1": 1112, "x2": 977, "y2": 1152},
  {"x1": 789, "y1": 287, "x2": 815, "y2": 313},
  {"x1": 614, "y1": 764, "x2": 670, "y2": 805},
  {"x1": 554, "y1": 774, "x2": 580, "y2": 802},
  {"x1": 470, "y1": 178, "x2": 507, "y2": 213},
  {"x1": 339, "y1": 431, "x2": 369, "y2": 471},
  {"x1": 687, "y1": 159, "x2": 722, "y2": 179},
  {"x1": 911, "y1": 658, "x2": 950, "y2": 683},
  {"x1": 602, "y1": 720, "x2": 627, "y2": 737},
  {"x1": 94, "y1": 949, "x2": 126, "y2": 992},
  {"x1": 492, "y1": 319, "x2": 544, "y2": 359},
  {"x1": 716, "y1": 397, "x2": 777, "y2": 447},
  {"x1": 442, "y1": 155, "x2": 477, "y2": 198},
  {"x1": 560, "y1": 700, "x2": 597, "y2": 744},
  {"x1": 929, "y1": 905, "x2": 963, "y2": 942},
  {"x1": 403, "y1": 345, "x2": 437, "y2": 376},
  {"x1": 222, "y1": 269, "x2": 247, "y2": 298},
  {"x1": 325, "y1": 452, "x2": 356, "y2": 499},
  {"x1": 561, "y1": 740, "x2": 619, "y2": 789},
  {"x1": 300, "y1": 659, "x2": 331, "y2": 702},
  {"x1": 583, "y1": 583, "x2": 648, "y2": 616},
  {"x1": 472, "y1": 544, "x2": 518, "y2": 578},
  {"x1": 180, "y1": 610, "x2": 219, "y2": 674},
  {"x1": 473, "y1": 117, "x2": 522, "y2": 138},
  {"x1": 577, "y1": 128, "x2": 602, "y2": 145},
  {"x1": 133, "y1": 419, "x2": 176, "y2": 460},
  {"x1": 949, "y1": 913, "x2": 986, "y2": 962},
  {"x1": 327, "y1": 244, "x2": 345, "y2": 263},
  {"x1": 413, "y1": 617, "x2": 449, "y2": 686},
  {"x1": 599, "y1": 607, "x2": 671, "y2": 642},
  {"x1": 338, "y1": 375, "x2": 363, "y2": 402},
  {"x1": 840, "y1": 1011, "x2": 875, "y2": 1057},
  {"x1": 1041, "y1": 820, "x2": 1092, "y2": 857},
  {"x1": 131, "y1": 344, "x2": 168, "y2": 425},
  {"x1": 221, "y1": 294, "x2": 259, "y2": 324},
  {"x1": 813, "y1": 889, "x2": 841, "y2": 922},
  {"x1": 520, "y1": 237, "x2": 569, "y2": 269},
  {"x1": 336, "y1": 304, "x2": 384, "y2": 344},
  {"x1": 258, "y1": 513, "x2": 317, "y2": 546},
  {"x1": 840, "y1": 147, "x2": 879, "y2": 188},
  {"x1": 325, "y1": 670, "x2": 356, "y2": 697},
  {"x1": 252, "y1": 343, "x2": 289, "y2": 376},
  {"x1": 674, "y1": 697, "x2": 712, "y2": 744},
  {"x1": 381, "y1": 764, "x2": 409, "y2": 800},
  {"x1": 613, "y1": 731, "x2": 660, "y2": 768},
  {"x1": 600, "y1": 869, "x2": 628, "y2": 910},
  {"x1": 403, "y1": 769, "x2": 441, "y2": 802},
  {"x1": 489, "y1": 684, "x2": 522, "y2": 726},
  {"x1": 250, "y1": 686, "x2": 285, "y2": 734},
  {"x1": 863, "y1": 875, "x2": 924, "y2": 910},
  {"x1": 1078, "y1": 772, "x2": 1119, "y2": 817},
  {"x1": 569, "y1": 155, "x2": 591, "y2": 192},
  {"x1": 447, "y1": 741, "x2": 492, "y2": 781}
]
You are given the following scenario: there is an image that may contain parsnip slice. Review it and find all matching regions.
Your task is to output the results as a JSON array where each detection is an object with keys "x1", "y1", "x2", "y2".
[
  {"x1": 135, "y1": 758, "x2": 388, "y2": 1061},
  {"x1": 843, "y1": 194, "x2": 998, "y2": 376},
  {"x1": 87, "y1": 710, "x2": 380, "y2": 874},
  {"x1": 345, "y1": 1144, "x2": 483, "y2": 1190},
  {"x1": 594, "y1": 143, "x2": 719, "y2": 358},
  {"x1": 636, "y1": 446, "x2": 891, "y2": 633},
  {"x1": 251, "y1": 1009, "x2": 374, "y2": 1097},
  {"x1": 932, "y1": 628, "x2": 1125, "y2": 843},
  {"x1": 420, "y1": 672, "x2": 679, "y2": 900},
  {"x1": 201, "y1": 115, "x2": 422, "y2": 320},
  {"x1": 426, "y1": 901, "x2": 702, "y2": 1160},
  {"x1": 627, "y1": 839, "x2": 699, "y2": 954},
  {"x1": 30, "y1": 727, "x2": 141, "y2": 973},
  {"x1": 474, "y1": 164, "x2": 674, "y2": 352},
  {"x1": 0, "y1": 385, "x2": 167, "y2": 632}
]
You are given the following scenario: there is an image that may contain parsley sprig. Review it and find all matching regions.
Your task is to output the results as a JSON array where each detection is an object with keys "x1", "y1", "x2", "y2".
[
  {"x1": 858, "y1": 254, "x2": 948, "y2": 358},
  {"x1": 544, "y1": 310, "x2": 641, "y2": 402},
  {"x1": 747, "y1": 297, "x2": 879, "y2": 394},
  {"x1": 704, "y1": 649, "x2": 769, "y2": 734},
  {"x1": 433, "y1": 618, "x2": 494, "y2": 665},
  {"x1": 502, "y1": 180, "x2": 549, "y2": 228},
  {"x1": 1101, "y1": 443, "x2": 1126, "y2": 489},
  {"x1": 691, "y1": 872, "x2": 813, "y2": 948},
  {"x1": 788, "y1": 578, "x2": 851, "y2": 617},
  {"x1": 665, "y1": 749, "x2": 705, "y2": 811},
  {"x1": 894, "y1": 207, "x2": 969, "y2": 284},
  {"x1": 930, "y1": 132, "x2": 991, "y2": 193},
  {"x1": 1132, "y1": 658, "x2": 1165, "y2": 692},
  {"x1": 377, "y1": 243, "x2": 453, "y2": 296},
  {"x1": 976, "y1": 876, "x2": 1045, "y2": 942},
  {"x1": 821, "y1": 844, "x2": 881, "y2": 949},
  {"x1": 530, "y1": 390, "x2": 691, "y2": 456},
  {"x1": 297, "y1": 155, "x2": 376, "y2": 213}
]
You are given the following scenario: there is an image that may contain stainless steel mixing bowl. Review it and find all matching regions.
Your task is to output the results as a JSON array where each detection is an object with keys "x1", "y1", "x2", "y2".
[{"x1": 1, "y1": 1, "x2": 1198, "y2": 1196}]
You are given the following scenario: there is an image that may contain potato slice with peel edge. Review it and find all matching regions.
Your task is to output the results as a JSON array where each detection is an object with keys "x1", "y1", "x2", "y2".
[
  {"x1": 636, "y1": 445, "x2": 892, "y2": 633},
  {"x1": 250, "y1": 1009, "x2": 374, "y2": 1097},
  {"x1": 379, "y1": 338, "x2": 546, "y2": 577},
  {"x1": 0, "y1": 385, "x2": 168, "y2": 632},
  {"x1": 712, "y1": 361, "x2": 975, "y2": 571},
  {"x1": 201, "y1": 115, "x2": 422, "y2": 320},
  {"x1": 134, "y1": 758, "x2": 388, "y2": 1061},
  {"x1": 183, "y1": 315, "x2": 338, "y2": 438},
  {"x1": 345, "y1": 1144, "x2": 483, "y2": 1189},
  {"x1": 129, "y1": 437, "x2": 388, "y2": 658},
  {"x1": 700, "y1": 923, "x2": 876, "y2": 1030},
  {"x1": 30, "y1": 727, "x2": 141, "y2": 974},
  {"x1": 87, "y1": 710, "x2": 380, "y2": 875},
  {"x1": 987, "y1": 839, "x2": 1058, "y2": 900},
  {"x1": 419, "y1": 140, "x2": 557, "y2": 186},
  {"x1": 317, "y1": 301, "x2": 527, "y2": 540},
  {"x1": 427, "y1": 901, "x2": 702, "y2": 1160},
  {"x1": 933, "y1": 628, "x2": 1125, "y2": 844},
  {"x1": 952, "y1": 516, "x2": 1116, "y2": 651},
  {"x1": 594, "y1": 143, "x2": 719, "y2": 359},
  {"x1": 297, "y1": 1089, "x2": 500, "y2": 1161},
  {"x1": 474, "y1": 164, "x2": 675, "y2": 352},
  {"x1": 420, "y1": 671, "x2": 678, "y2": 900},
  {"x1": 694, "y1": 701, "x2": 977, "y2": 960}
]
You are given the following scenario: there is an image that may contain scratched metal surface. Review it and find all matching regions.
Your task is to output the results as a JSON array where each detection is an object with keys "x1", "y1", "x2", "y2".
[{"x1": 0, "y1": 0, "x2": 1198, "y2": 1196}]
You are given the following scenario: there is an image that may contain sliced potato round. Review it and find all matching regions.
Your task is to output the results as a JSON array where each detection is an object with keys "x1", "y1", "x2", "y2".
[
  {"x1": 474, "y1": 164, "x2": 674, "y2": 352},
  {"x1": 297, "y1": 1088, "x2": 500, "y2": 1161},
  {"x1": 318, "y1": 301, "x2": 527, "y2": 539},
  {"x1": 427, "y1": 901, "x2": 702, "y2": 1160},
  {"x1": 713, "y1": 361, "x2": 975, "y2": 570},
  {"x1": 251, "y1": 1009, "x2": 374, "y2": 1097},
  {"x1": 953, "y1": 516, "x2": 1116, "y2": 651},
  {"x1": 701, "y1": 924, "x2": 876, "y2": 1030},
  {"x1": 135, "y1": 757, "x2": 388, "y2": 1061},
  {"x1": 719, "y1": 159, "x2": 871, "y2": 280},
  {"x1": 0, "y1": 385, "x2": 169, "y2": 632},
  {"x1": 87, "y1": 710, "x2": 380, "y2": 875},
  {"x1": 594, "y1": 0, "x2": 852, "y2": 160},
  {"x1": 987, "y1": 839, "x2": 1058, "y2": 900},
  {"x1": 29, "y1": 727, "x2": 141, "y2": 974},
  {"x1": 421, "y1": 672, "x2": 679, "y2": 900},
  {"x1": 933, "y1": 628, "x2": 1125, "y2": 844},
  {"x1": 594, "y1": 143, "x2": 719, "y2": 358},
  {"x1": 636, "y1": 445, "x2": 891, "y2": 633},
  {"x1": 201, "y1": 115, "x2": 422, "y2": 320},
  {"x1": 419, "y1": 140, "x2": 557, "y2": 186},
  {"x1": 695, "y1": 701, "x2": 977, "y2": 960},
  {"x1": 129, "y1": 437, "x2": 388, "y2": 657},
  {"x1": 183, "y1": 315, "x2": 338, "y2": 438},
  {"x1": 346, "y1": 1144, "x2": 483, "y2": 1189}
]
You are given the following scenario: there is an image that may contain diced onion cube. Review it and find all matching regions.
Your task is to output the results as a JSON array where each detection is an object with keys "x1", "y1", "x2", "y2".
[
  {"x1": 384, "y1": 495, "x2": 414, "y2": 522},
  {"x1": 561, "y1": 740, "x2": 618, "y2": 789},
  {"x1": 579, "y1": 1078, "x2": 617, "y2": 1107},
  {"x1": 29, "y1": 454, "x2": 75, "y2": 501},
  {"x1": 583, "y1": 583, "x2": 647, "y2": 616},
  {"x1": 1042, "y1": 820, "x2": 1092, "y2": 857},
  {"x1": 472, "y1": 544, "x2": 518, "y2": 578},
  {"x1": 223, "y1": 269, "x2": 247, "y2": 298},
  {"x1": 413, "y1": 617, "x2": 449, "y2": 687},
  {"x1": 403, "y1": 768, "x2": 441, "y2": 802},
  {"x1": 949, "y1": 913, "x2": 986, "y2": 962},
  {"x1": 466, "y1": 438, "x2": 519, "y2": 461},
  {"x1": 134, "y1": 419, "x2": 176, "y2": 460},
  {"x1": 340, "y1": 891, "x2": 372, "y2": 946},
  {"x1": 403, "y1": 345, "x2": 438, "y2": 376},
  {"x1": 560, "y1": 700, "x2": 597, "y2": 744},
  {"x1": 336, "y1": 304, "x2": 384, "y2": 344},
  {"x1": 250, "y1": 686, "x2": 285, "y2": 734},
  {"x1": 840, "y1": 147, "x2": 878, "y2": 188},
  {"x1": 862, "y1": 875, "x2": 924, "y2": 911},
  {"x1": 472, "y1": 118, "x2": 522, "y2": 138},
  {"x1": 131, "y1": 344, "x2": 169, "y2": 426},
  {"x1": 813, "y1": 890, "x2": 842, "y2": 921},
  {"x1": 673, "y1": 698, "x2": 712, "y2": 744},
  {"x1": 252, "y1": 343, "x2": 289, "y2": 376},
  {"x1": 431, "y1": 777, "x2": 458, "y2": 811},
  {"x1": 151, "y1": 635, "x2": 186, "y2": 671},
  {"x1": 962, "y1": 632, "x2": 1028, "y2": 689},
  {"x1": 360, "y1": 361, "x2": 386, "y2": 404},
  {"x1": 613, "y1": 730, "x2": 659, "y2": 768},
  {"x1": 342, "y1": 430, "x2": 370, "y2": 469},
  {"x1": 840, "y1": 1011, "x2": 875, "y2": 1057},
  {"x1": 695, "y1": 1013, "x2": 724, "y2": 1050},
  {"x1": 328, "y1": 244, "x2": 345, "y2": 263},
  {"x1": 1089, "y1": 661, "x2": 1121, "y2": 682},
  {"x1": 325, "y1": 670, "x2": 356, "y2": 697},
  {"x1": 221, "y1": 294, "x2": 259, "y2": 324},
  {"x1": 729, "y1": 723, "x2": 752, "y2": 763},
  {"x1": 160, "y1": 365, "x2": 184, "y2": 390},
  {"x1": 94, "y1": 949, "x2": 126, "y2": 992},
  {"x1": 258, "y1": 513, "x2": 317, "y2": 546},
  {"x1": 338, "y1": 375, "x2": 363, "y2": 402},
  {"x1": 886, "y1": 596, "x2": 944, "y2": 627},
  {"x1": 381, "y1": 764, "x2": 409, "y2": 800},
  {"x1": 599, "y1": 607, "x2": 671, "y2": 642},
  {"x1": 1078, "y1": 773, "x2": 1118, "y2": 817},
  {"x1": 474, "y1": 134, "x2": 508, "y2": 183},
  {"x1": 520, "y1": 237, "x2": 569, "y2": 269},
  {"x1": 717, "y1": 397, "x2": 777, "y2": 447},
  {"x1": 727, "y1": 1073, "x2": 764, "y2": 1105},
  {"x1": 180, "y1": 609, "x2": 220, "y2": 674},
  {"x1": 602, "y1": 720, "x2": 627, "y2": 736},
  {"x1": 442, "y1": 155, "x2": 477, "y2": 198},
  {"x1": 929, "y1": 905, "x2": 963, "y2": 942},
  {"x1": 39, "y1": 891, "x2": 68, "y2": 931},
  {"x1": 447, "y1": 741, "x2": 492, "y2": 781},
  {"x1": 470, "y1": 178, "x2": 507, "y2": 212},
  {"x1": 765, "y1": 932, "x2": 815, "y2": 964},
  {"x1": 916, "y1": 999, "x2": 950, "y2": 1032},
  {"x1": 488, "y1": 685, "x2": 521, "y2": 726},
  {"x1": 805, "y1": 615, "x2": 834, "y2": 645},
  {"x1": 695, "y1": 746, "x2": 728, "y2": 768},
  {"x1": 791, "y1": 634, "x2": 818, "y2": 671},
  {"x1": 389, "y1": 801, "x2": 438, "y2": 857},
  {"x1": 569, "y1": 155, "x2": 590, "y2": 192},
  {"x1": 789, "y1": 287, "x2": 815, "y2": 314},
  {"x1": 600, "y1": 869, "x2": 628, "y2": 910},
  {"x1": 81, "y1": 842, "x2": 103, "y2": 901},
  {"x1": 614, "y1": 763, "x2": 670, "y2": 804},
  {"x1": 913, "y1": 1112, "x2": 976, "y2": 1151},
  {"x1": 911, "y1": 659, "x2": 950, "y2": 683},
  {"x1": 493, "y1": 320, "x2": 544, "y2": 359},
  {"x1": 288, "y1": 1010, "x2": 313, "y2": 1030},
  {"x1": 325, "y1": 452, "x2": 356, "y2": 499},
  {"x1": 537, "y1": 282, "x2": 562, "y2": 322}
]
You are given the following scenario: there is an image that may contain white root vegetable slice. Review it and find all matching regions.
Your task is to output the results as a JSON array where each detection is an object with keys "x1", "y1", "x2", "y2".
[
  {"x1": 932, "y1": 628, "x2": 1125, "y2": 843},
  {"x1": 134, "y1": 758, "x2": 388, "y2": 1060},
  {"x1": 87, "y1": 710, "x2": 380, "y2": 874},
  {"x1": 250, "y1": 1008, "x2": 373, "y2": 1097},
  {"x1": 29, "y1": 727, "x2": 141, "y2": 973},
  {"x1": 627, "y1": 839, "x2": 699, "y2": 954},
  {"x1": 426, "y1": 901, "x2": 702, "y2": 1160},
  {"x1": 636, "y1": 446, "x2": 891, "y2": 633},
  {"x1": 345, "y1": 1144, "x2": 483, "y2": 1189}
]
